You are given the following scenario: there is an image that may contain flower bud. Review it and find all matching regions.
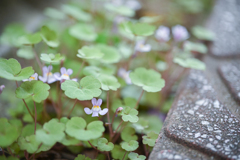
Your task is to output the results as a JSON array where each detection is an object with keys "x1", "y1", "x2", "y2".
[
  {"x1": 0, "y1": 85, "x2": 5, "y2": 95},
  {"x1": 116, "y1": 107, "x2": 124, "y2": 114}
]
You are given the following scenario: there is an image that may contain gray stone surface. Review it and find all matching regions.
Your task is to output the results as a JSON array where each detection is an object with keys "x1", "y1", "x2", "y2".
[{"x1": 207, "y1": 0, "x2": 240, "y2": 57}]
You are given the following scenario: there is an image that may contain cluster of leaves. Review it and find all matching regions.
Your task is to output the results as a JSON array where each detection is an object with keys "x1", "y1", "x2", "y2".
[{"x1": 0, "y1": 0, "x2": 215, "y2": 159}]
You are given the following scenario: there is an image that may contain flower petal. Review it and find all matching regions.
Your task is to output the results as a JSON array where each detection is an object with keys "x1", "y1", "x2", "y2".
[
  {"x1": 42, "y1": 66, "x2": 48, "y2": 74},
  {"x1": 39, "y1": 76, "x2": 47, "y2": 82},
  {"x1": 67, "y1": 69, "x2": 73, "y2": 76},
  {"x1": 91, "y1": 98, "x2": 97, "y2": 106},
  {"x1": 71, "y1": 78, "x2": 78, "y2": 82},
  {"x1": 84, "y1": 108, "x2": 93, "y2": 115},
  {"x1": 96, "y1": 99, "x2": 102, "y2": 106},
  {"x1": 99, "y1": 108, "x2": 108, "y2": 115},
  {"x1": 92, "y1": 111, "x2": 99, "y2": 117},
  {"x1": 48, "y1": 65, "x2": 53, "y2": 72},
  {"x1": 60, "y1": 67, "x2": 67, "y2": 74},
  {"x1": 47, "y1": 76, "x2": 57, "y2": 84},
  {"x1": 54, "y1": 72, "x2": 61, "y2": 80}
]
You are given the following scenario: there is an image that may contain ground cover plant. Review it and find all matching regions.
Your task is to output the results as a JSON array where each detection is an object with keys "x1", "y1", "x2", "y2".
[{"x1": 0, "y1": 0, "x2": 214, "y2": 159}]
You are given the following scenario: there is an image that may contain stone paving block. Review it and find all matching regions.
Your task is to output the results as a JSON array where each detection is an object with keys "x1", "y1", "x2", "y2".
[
  {"x1": 164, "y1": 70, "x2": 240, "y2": 160},
  {"x1": 218, "y1": 61, "x2": 240, "y2": 104},
  {"x1": 207, "y1": 0, "x2": 240, "y2": 57}
]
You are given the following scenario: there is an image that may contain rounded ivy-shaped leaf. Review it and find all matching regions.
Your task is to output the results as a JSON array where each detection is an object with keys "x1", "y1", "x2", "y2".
[
  {"x1": 18, "y1": 135, "x2": 51, "y2": 153},
  {"x1": 130, "y1": 67, "x2": 165, "y2": 92},
  {"x1": 74, "y1": 154, "x2": 92, "y2": 160},
  {"x1": 16, "y1": 81, "x2": 50, "y2": 103},
  {"x1": 61, "y1": 76, "x2": 102, "y2": 101},
  {"x1": 40, "y1": 25, "x2": 59, "y2": 48},
  {"x1": 0, "y1": 58, "x2": 34, "y2": 81},
  {"x1": 18, "y1": 32, "x2": 42, "y2": 45},
  {"x1": 121, "y1": 140, "x2": 139, "y2": 151},
  {"x1": 83, "y1": 66, "x2": 115, "y2": 77},
  {"x1": 62, "y1": 5, "x2": 92, "y2": 22},
  {"x1": 128, "y1": 152, "x2": 146, "y2": 160},
  {"x1": 105, "y1": 3, "x2": 135, "y2": 17},
  {"x1": 20, "y1": 123, "x2": 41, "y2": 137},
  {"x1": 44, "y1": 7, "x2": 66, "y2": 20},
  {"x1": 36, "y1": 119, "x2": 65, "y2": 146},
  {"x1": 69, "y1": 23, "x2": 97, "y2": 42},
  {"x1": 191, "y1": 26, "x2": 215, "y2": 41},
  {"x1": 111, "y1": 145, "x2": 128, "y2": 160},
  {"x1": 65, "y1": 117, "x2": 105, "y2": 141},
  {"x1": 17, "y1": 46, "x2": 35, "y2": 59},
  {"x1": 96, "y1": 44, "x2": 121, "y2": 64},
  {"x1": 121, "y1": 127, "x2": 138, "y2": 142},
  {"x1": 121, "y1": 22, "x2": 156, "y2": 36},
  {"x1": 121, "y1": 107, "x2": 139, "y2": 123},
  {"x1": 132, "y1": 118, "x2": 148, "y2": 134},
  {"x1": 98, "y1": 74, "x2": 120, "y2": 91},
  {"x1": 0, "y1": 118, "x2": 19, "y2": 147},
  {"x1": 61, "y1": 135, "x2": 79, "y2": 146},
  {"x1": 173, "y1": 57, "x2": 206, "y2": 70},
  {"x1": 97, "y1": 138, "x2": 114, "y2": 151},
  {"x1": 40, "y1": 53, "x2": 65, "y2": 64},
  {"x1": 142, "y1": 131, "x2": 158, "y2": 147},
  {"x1": 77, "y1": 46, "x2": 104, "y2": 59},
  {"x1": 184, "y1": 41, "x2": 207, "y2": 54}
]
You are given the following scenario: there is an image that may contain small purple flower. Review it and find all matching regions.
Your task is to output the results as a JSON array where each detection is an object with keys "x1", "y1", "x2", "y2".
[
  {"x1": 0, "y1": 85, "x2": 5, "y2": 95},
  {"x1": 135, "y1": 40, "x2": 151, "y2": 53},
  {"x1": 172, "y1": 25, "x2": 189, "y2": 42},
  {"x1": 155, "y1": 26, "x2": 170, "y2": 42},
  {"x1": 55, "y1": 67, "x2": 77, "y2": 83},
  {"x1": 22, "y1": 73, "x2": 38, "y2": 82},
  {"x1": 118, "y1": 68, "x2": 132, "y2": 85},
  {"x1": 39, "y1": 65, "x2": 59, "y2": 84},
  {"x1": 84, "y1": 98, "x2": 108, "y2": 117}
]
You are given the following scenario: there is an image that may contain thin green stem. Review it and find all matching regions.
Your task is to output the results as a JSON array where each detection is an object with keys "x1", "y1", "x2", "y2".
[
  {"x1": 75, "y1": 60, "x2": 85, "y2": 78},
  {"x1": 134, "y1": 89, "x2": 144, "y2": 109},
  {"x1": 33, "y1": 101, "x2": 37, "y2": 134},
  {"x1": 32, "y1": 45, "x2": 42, "y2": 72},
  {"x1": 106, "y1": 91, "x2": 113, "y2": 141},
  {"x1": 67, "y1": 99, "x2": 78, "y2": 118}
]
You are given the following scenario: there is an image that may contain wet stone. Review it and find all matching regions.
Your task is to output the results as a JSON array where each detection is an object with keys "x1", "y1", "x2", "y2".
[
  {"x1": 165, "y1": 71, "x2": 240, "y2": 159},
  {"x1": 218, "y1": 61, "x2": 240, "y2": 104},
  {"x1": 157, "y1": 150, "x2": 190, "y2": 160}
]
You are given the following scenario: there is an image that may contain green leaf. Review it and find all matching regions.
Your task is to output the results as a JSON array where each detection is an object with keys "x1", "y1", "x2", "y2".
[
  {"x1": 40, "y1": 53, "x2": 65, "y2": 64},
  {"x1": 69, "y1": 23, "x2": 97, "y2": 41},
  {"x1": 131, "y1": 117, "x2": 148, "y2": 134},
  {"x1": 44, "y1": 7, "x2": 66, "y2": 20},
  {"x1": 140, "y1": 115, "x2": 163, "y2": 134},
  {"x1": 121, "y1": 140, "x2": 139, "y2": 151},
  {"x1": 128, "y1": 152, "x2": 146, "y2": 160},
  {"x1": 156, "y1": 61, "x2": 167, "y2": 71},
  {"x1": 121, "y1": 127, "x2": 138, "y2": 142},
  {"x1": 16, "y1": 81, "x2": 50, "y2": 103},
  {"x1": 121, "y1": 107, "x2": 139, "y2": 123},
  {"x1": 62, "y1": 5, "x2": 92, "y2": 22},
  {"x1": 98, "y1": 74, "x2": 120, "y2": 91},
  {"x1": 105, "y1": 4, "x2": 135, "y2": 17},
  {"x1": 96, "y1": 44, "x2": 121, "y2": 64},
  {"x1": 20, "y1": 123, "x2": 41, "y2": 137},
  {"x1": 61, "y1": 135, "x2": 79, "y2": 146},
  {"x1": 36, "y1": 119, "x2": 65, "y2": 146},
  {"x1": 18, "y1": 135, "x2": 51, "y2": 153},
  {"x1": 83, "y1": 66, "x2": 115, "y2": 77},
  {"x1": 0, "y1": 118, "x2": 19, "y2": 147},
  {"x1": 0, "y1": 23, "x2": 26, "y2": 47},
  {"x1": 77, "y1": 46, "x2": 104, "y2": 59},
  {"x1": 0, "y1": 156, "x2": 19, "y2": 160},
  {"x1": 121, "y1": 22, "x2": 156, "y2": 36},
  {"x1": 0, "y1": 58, "x2": 34, "y2": 81},
  {"x1": 97, "y1": 138, "x2": 114, "y2": 151},
  {"x1": 130, "y1": 67, "x2": 165, "y2": 92},
  {"x1": 191, "y1": 26, "x2": 215, "y2": 41},
  {"x1": 61, "y1": 76, "x2": 102, "y2": 101},
  {"x1": 74, "y1": 154, "x2": 91, "y2": 160},
  {"x1": 40, "y1": 25, "x2": 59, "y2": 48},
  {"x1": 184, "y1": 41, "x2": 207, "y2": 54},
  {"x1": 173, "y1": 57, "x2": 206, "y2": 70},
  {"x1": 142, "y1": 131, "x2": 158, "y2": 147},
  {"x1": 17, "y1": 46, "x2": 35, "y2": 59},
  {"x1": 18, "y1": 32, "x2": 42, "y2": 45},
  {"x1": 65, "y1": 117, "x2": 105, "y2": 141},
  {"x1": 139, "y1": 16, "x2": 161, "y2": 24},
  {"x1": 112, "y1": 97, "x2": 137, "y2": 112},
  {"x1": 111, "y1": 145, "x2": 128, "y2": 160}
]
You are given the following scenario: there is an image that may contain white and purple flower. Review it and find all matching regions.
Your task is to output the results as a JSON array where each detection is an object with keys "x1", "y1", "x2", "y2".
[
  {"x1": 55, "y1": 67, "x2": 77, "y2": 83},
  {"x1": 155, "y1": 26, "x2": 170, "y2": 42},
  {"x1": 135, "y1": 40, "x2": 151, "y2": 53},
  {"x1": 22, "y1": 73, "x2": 38, "y2": 82},
  {"x1": 118, "y1": 68, "x2": 132, "y2": 85},
  {"x1": 84, "y1": 98, "x2": 108, "y2": 117},
  {"x1": 0, "y1": 85, "x2": 5, "y2": 95},
  {"x1": 172, "y1": 25, "x2": 189, "y2": 42},
  {"x1": 39, "y1": 65, "x2": 59, "y2": 84}
]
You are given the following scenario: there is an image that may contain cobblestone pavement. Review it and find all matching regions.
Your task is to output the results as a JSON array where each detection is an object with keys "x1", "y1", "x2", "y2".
[{"x1": 149, "y1": 0, "x2": 240, "y2": 159}]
